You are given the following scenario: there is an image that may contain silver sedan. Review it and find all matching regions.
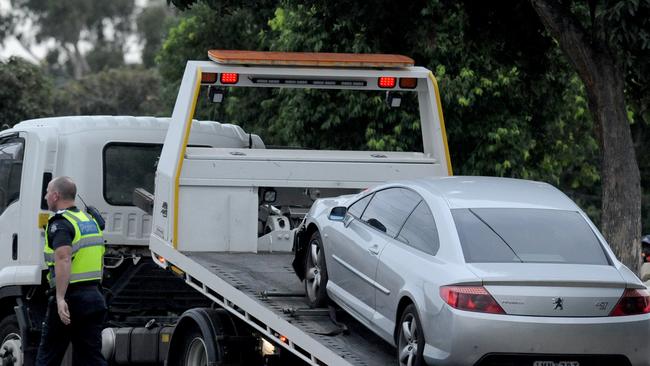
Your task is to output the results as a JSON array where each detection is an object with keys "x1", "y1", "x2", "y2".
[{"x1": 293, "y1": 176, "x2": 650, "y2": 366}]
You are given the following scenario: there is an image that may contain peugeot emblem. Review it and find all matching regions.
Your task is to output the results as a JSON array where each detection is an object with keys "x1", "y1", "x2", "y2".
[{"x1": 552, "y1": 297, "x2": 564, "y2": 310}]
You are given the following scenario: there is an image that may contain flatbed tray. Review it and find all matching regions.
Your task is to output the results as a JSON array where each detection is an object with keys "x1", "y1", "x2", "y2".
[{"x1": 184, "y1": 251, "x2": 395, "y2": 366}]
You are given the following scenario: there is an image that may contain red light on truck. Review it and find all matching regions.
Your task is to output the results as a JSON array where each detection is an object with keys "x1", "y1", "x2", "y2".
[
  {"x1": 220, "y1": 73, "x2": 239, "y2": 84},
  {"x1": 201, "y1": 73, "x2": 218, "y2": 83},
  {"x1": 378, "y1": 77, "x2": 396, "y2": 88},
  {"x1": 399, "y1": 77, "x2": 418, "y2": 89}
]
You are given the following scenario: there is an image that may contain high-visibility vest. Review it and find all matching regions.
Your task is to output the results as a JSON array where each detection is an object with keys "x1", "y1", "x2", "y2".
[{"x1": 44, "y1": 209, "x2": 105, "y2": 288}]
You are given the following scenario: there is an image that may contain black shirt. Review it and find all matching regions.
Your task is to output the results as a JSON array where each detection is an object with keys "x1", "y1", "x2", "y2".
[{"x1": 47, "y1": 207, "x2": 79, "y2": 250}]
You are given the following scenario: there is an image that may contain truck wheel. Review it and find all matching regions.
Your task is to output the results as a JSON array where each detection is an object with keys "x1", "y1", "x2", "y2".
[
  {"x1": 167, "y1": 308, "x2": 259, "y2": 366},
  {"x1": 396, "y1": 304, "x2": 425, "y2": 366},
  {"x1": 304, "y1": 231, "x2": 329, "y2": 308},
  {"x1": 0, "y1": 315, "x2": 23, "y2": 366},
  {"x1": 182, "y1": 329, "x2": 208, "y2": 366}
]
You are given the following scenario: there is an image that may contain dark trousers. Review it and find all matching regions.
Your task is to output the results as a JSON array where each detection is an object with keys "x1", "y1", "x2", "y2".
[{"x1": 35, "y1": 286, "x2": 107, "y2": 366}]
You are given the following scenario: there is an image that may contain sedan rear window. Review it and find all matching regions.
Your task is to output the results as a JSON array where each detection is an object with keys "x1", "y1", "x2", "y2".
[{"x1": 452, "y1": 208, "x2": 609, "y2": 265}]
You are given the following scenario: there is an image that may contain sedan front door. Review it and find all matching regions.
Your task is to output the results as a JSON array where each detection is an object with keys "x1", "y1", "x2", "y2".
[{"x1": 327, "y1": 188, "x2": 420, "y2": 322}]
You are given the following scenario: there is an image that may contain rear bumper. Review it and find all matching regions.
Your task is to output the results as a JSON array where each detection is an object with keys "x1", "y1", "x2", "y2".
[{"x1": 422, "y1": 306, "x2": 650, "y2": 365}]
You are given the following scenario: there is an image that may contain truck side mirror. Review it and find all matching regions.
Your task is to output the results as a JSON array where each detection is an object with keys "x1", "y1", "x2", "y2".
[{"x1": 328, "y1": 206, "x2": 347, "y2": 221}]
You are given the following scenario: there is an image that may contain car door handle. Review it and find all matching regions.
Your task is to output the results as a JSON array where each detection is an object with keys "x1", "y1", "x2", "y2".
[{"x1": 368, "y1": 245, "x2": 380, "y2": 255}]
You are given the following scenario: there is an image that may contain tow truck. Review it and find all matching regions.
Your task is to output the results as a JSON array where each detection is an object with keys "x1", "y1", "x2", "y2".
[{"x1": 0, "y1": 50, "x2": 451, "y2": 365}]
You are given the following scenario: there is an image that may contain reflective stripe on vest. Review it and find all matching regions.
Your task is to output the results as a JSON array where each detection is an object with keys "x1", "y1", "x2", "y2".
[{"x1": 44, "y1": 210, "x2": 105, "y2": 288}]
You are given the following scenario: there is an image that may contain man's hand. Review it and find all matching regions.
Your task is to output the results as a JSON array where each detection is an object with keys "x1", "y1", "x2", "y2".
[{"x1": 57, "y1": 298, "x2": 70, "y2": 325}]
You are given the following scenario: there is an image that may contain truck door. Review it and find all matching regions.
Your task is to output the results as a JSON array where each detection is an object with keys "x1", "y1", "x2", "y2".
[{"x1": 0, "y1": 134, "x2": 26, "y2": 284}]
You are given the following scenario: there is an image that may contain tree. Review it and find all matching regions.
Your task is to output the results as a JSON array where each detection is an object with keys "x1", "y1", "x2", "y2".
[
  {"x1": 137, "y1": 1, "x2": 176, "y2": 68},
  {"x1": 0, "y1": 57, "x2": 54, "y2": 128},
  {"x1": 530, "y1": 0, "x2": 648, "y2": 272},
  {"x1": 11, "y1": 0, "x2": 136, "y2": 79},
  {"x1": 53, "y1": 67, "x2": 164, "y2": 116},
  {"x1": 157, "y1": 0, "x2": 601, "y2": 188}
]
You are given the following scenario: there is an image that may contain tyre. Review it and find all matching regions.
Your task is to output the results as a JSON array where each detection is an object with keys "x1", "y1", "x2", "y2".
[
  {"x1": 396, "y1": 304, "x2": 426, "y2": 366},
  {"x1": 0, "y1": 315, "x2": 23, "y2": 366},
  {"x1": 167, "y1": 308, "x2": 260, "y2": 366},
  {"x1": 304, "y1": 231, "x2": 329, "y2": 308},
  {"x1": 181, "y1": 328, "x2": 208, "y2": 366}
]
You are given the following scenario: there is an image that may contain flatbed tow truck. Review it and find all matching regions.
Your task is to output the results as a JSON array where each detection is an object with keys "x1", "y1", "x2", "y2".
[
  {"x1": 146, "y1": 50, "x2": 452, "y2": 365},
  {"x1": 0, "y1": 50, "x2": 451, "y2": 365}
]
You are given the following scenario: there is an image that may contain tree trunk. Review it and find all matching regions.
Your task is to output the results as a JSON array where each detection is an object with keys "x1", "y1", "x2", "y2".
[{"x1": 530, "y1": 0, "x2": 642, "y2": 272}]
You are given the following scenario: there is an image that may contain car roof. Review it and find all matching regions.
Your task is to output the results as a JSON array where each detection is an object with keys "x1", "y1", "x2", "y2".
[{"x1": 402, "y1": 176, "x2": 579, "y2": 210}]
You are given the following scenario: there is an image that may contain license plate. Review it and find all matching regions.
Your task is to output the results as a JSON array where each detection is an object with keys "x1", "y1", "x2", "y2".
[{"x1": 533, "y1": 362, "x2": 580, "y2": 366}]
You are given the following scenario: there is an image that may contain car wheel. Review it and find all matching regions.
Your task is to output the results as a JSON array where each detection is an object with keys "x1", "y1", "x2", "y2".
[
  {"x1": 397, "y1": 304, "x2": 425, "y2": 366},
  {"x1": 304, "y1": 231, "x2": 328, "y2": 308}
]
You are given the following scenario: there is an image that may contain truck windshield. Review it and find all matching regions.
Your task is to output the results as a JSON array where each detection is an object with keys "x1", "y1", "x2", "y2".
[
  {"x1": 451, "y1": 208, "x2": 610, "y2": 265},
  {"x1": 195, "y1": 88, "x2": 423, "y2": 152},
  {"x1": 0, "y1": 137, "x2": 24, "y2": 215}
]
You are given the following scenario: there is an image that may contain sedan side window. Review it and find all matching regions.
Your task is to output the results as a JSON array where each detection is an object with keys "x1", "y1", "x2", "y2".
[
  {"x1": 396, "y1": 201, "x2": 440, "y2": 255},
  {"x1": 361, "y1": 188, "x2": 420, "y2": 237},
  {"x1": 348, "y1": 193, "x2": 373, "y2": 218}
]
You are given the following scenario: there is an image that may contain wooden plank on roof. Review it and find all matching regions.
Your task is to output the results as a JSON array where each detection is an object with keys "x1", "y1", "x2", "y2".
[{"x1": 207, "y1": 50, "x2": 414, "y2": 68}]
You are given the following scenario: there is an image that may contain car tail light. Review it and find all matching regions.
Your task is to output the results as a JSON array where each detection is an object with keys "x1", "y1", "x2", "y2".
[
  {"x1": 609, "y1": 288, "x2": 650, "y2": 316},
  {"x1": 440, "y1": 286, "x2": 505, "y2": 314},
  {"x1": 220, "y1": 72, "x2": 239, "y2": 84},
  {"x1": 378, "y1": 76, "x2": 396, "y2": 88}
]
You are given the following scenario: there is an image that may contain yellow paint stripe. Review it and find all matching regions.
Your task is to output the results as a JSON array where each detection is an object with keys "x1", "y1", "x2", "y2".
[
  {"x1": 173, "y1": 67, "x2": 202, "y2": 249},
  {"x1": 428, "y1": 72, "x2": 453, "y2": 176}
]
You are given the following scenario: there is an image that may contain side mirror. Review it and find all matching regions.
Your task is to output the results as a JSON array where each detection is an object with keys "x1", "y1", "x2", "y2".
[
  {"x1": 328, "y1": 206, "x2": 347, "y2": 221},
  {"x1": 262, "y1": 188, "x2": 277, "y2": 204}
]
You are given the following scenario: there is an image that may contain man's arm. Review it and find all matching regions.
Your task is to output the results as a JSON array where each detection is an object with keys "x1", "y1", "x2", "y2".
[{"x1": 54, "y1": 245, "x2": 72, "y2": 325}]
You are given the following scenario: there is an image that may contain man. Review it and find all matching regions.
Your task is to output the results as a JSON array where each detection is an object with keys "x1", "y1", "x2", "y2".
[{"x1": 36, "y1": 176, "x2": 107, "y2": 366}]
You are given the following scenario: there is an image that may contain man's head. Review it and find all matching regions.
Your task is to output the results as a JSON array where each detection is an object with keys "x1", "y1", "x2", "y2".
[{"x1": 45, "y1": 176, "x2": 76, "y2": 212}]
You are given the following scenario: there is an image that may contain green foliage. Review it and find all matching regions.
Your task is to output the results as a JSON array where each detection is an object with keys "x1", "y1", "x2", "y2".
[
  {"x1": 53, "y1": 67, "x2": 164, "y2": 116},
  {"x1": 0, "y1": 57, "x2": 54, "y2": 128},
  {"x1": 156, "y1": 2, "x2": 273, "y2": 114},
  {"x1": 12, "y1": 0, "x2": 136, "y2": 78},
  {"x1": 137, "y1": 3, "x2": 175, "y2": 68}
]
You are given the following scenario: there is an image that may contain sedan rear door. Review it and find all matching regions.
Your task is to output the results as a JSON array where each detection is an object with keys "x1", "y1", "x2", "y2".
[{"x1": 327, "y1": 188, "x2": 420, "y2": 321}]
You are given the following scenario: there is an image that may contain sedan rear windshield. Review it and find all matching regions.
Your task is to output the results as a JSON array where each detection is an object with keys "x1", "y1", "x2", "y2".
[{"x1": 451, "y1": 208, "x2": 609, "y2": 265}]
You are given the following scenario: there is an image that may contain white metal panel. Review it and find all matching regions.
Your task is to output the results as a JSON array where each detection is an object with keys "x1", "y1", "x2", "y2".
[
  {"x1": 180, "y1": 159, "x2": 444, "y2": 188},
  {"x1": 177, "y1": 186, "x2": 258, "y2": 252},
  {"x1": 185, "y1": 147, "x2": 434, "y2": 163}
]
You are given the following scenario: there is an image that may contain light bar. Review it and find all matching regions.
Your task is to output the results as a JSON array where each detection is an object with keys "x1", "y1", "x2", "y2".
[
  {"x1": 208, "y1": 50, "x2": 414, "y2": 68},
  {"x1": 251, "y1": 77, "x2": 367, "y2": 87}
]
